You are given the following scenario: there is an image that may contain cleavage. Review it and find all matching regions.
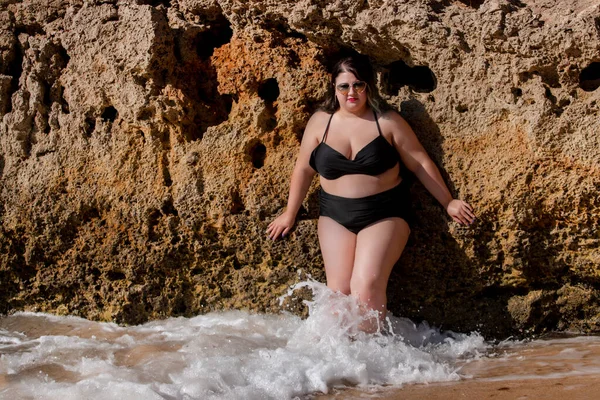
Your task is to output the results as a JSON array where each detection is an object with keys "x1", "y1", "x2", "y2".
[{"x1": 324, "y1": 135, "x2": 381, "y2": 161}]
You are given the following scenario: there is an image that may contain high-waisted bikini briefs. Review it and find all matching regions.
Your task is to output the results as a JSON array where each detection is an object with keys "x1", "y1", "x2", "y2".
[{"x1": 319, "y1": 180, "x2": 412, "y2": 234}]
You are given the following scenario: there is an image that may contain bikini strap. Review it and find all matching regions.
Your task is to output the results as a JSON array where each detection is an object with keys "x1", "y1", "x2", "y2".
[
  {"x1": 373, "y1": 109, "x2": 383, "y2": 137},
  {"x1": 321, "y1": 113, "x2": 334, "y2": 143}
]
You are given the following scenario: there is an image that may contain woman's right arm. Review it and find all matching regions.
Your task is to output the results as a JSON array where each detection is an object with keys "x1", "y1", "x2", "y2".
[{"x1": 266, "y1": 113, "x2": 322, "y2": 240}]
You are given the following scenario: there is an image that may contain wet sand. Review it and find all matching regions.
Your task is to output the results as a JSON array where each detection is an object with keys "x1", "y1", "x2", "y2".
[
  {"x1": 315, "y1": 335, "x2": 600, "y2": 400},
  {"x1": 316, "y1": 375, "x2": 600, "y2": 399}
]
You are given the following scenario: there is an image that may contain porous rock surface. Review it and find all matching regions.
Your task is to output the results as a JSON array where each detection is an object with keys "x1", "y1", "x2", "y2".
[{"x1": 0, "y1": 0, "x2": 598, "y2": 338}]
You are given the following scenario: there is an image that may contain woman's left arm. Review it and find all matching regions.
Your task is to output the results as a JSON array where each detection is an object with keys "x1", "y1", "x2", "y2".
[{"x1": 387, "y1": 112, "x2": 476, "y2": 226}]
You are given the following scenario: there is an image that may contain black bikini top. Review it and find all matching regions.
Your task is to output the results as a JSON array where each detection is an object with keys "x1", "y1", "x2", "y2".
[{"x1": 309, "y1": 110, "x2": 399, "y2": 180}]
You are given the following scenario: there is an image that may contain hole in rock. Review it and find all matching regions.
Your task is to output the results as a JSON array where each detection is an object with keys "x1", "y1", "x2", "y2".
[
  {"x1": 232, "y1": 257, "x2": 243, "y2": 270},
  {"x1": 161, "y1": 198, "x2": 178, "y2": 216},
  {"x1": 81, "y1": 207, "x2": 100, "y2": 224},
  {"x1": 261, "y1": 18, "x2": 307, "y2": 41},
  {"x1": 38, "y1": 80, "x2": 52, "y2": 134},
  {"x1": 16, "y1": 25, "x2": 45, "y2": 37},
  {"x1": 455, "y1": 104, "x2": 468, "y2": 113},
  {"x1": 184, "y1": 122, "x2": 204, "y2": 142},
  {"x1": 104, "y1": 12, "x2": 119, "y2": 23},
  {"x1": 84, "y1": 116, "x2": 96, "y2": 137},
  {"x1": 57, "y1": 44, "x2": 70, "y2": 68},
  {"x1": 257, "y1": 79, "x2": 278, "y2": 132},
  {"x1": 137, "y1": 130, "x2": 146, "y2": 144},
  {"x1": 457, "y1": 0, "x2": 485, "y2": 8},
  {"x1": 537, "y1": 66, "x2": 561, "y2": 88},
  {"x1": 544, "y1": 86, "x2": 557, "y2": 104},
  {"x1": 173, "y1": 300, "x2": 187, "y2": 315},
  {"x1": 195, "y1": 18, "x2": 233, "y2": 60},
  {"x1": 512, "y1": 87, "x2": 522, "y2": 98},
  {"x1": 520, "y1": 66, "x2": 561, "y2": 88},
  {"x1": 139, "y1": 0, "x2": 172, "y2": 7},
  {"x1": 162, "y1": 166, "x2": 172, "y2": 187},
  {"x1": 258, "y1": 78, "x2": 280, "y2": 103},
  {"x1": 248, "y1": 141, "x2": 267, "y2": 169},
  {"x1": 172, "y1": 9, "x2": 234, "y2": 143},
  {"x1": 58, "y1": 85, "x2": 70, "y2": 114},
  {"x1": 6, "y1": 36, "x2": 24, "y2": 115},
  {"x1": 173, "y1": 35, "x2": 182, "y2": 63},
  {"x1": 430, "y1": 1, "x2": 449, "y2": 14},
  {"x1": 188, "y1": 82, "x2": 233, "y2": 142},
  {"x1": 161, "y1": 154, "x2": 173, "y2": 187},
  {"x1": 258, "y1": 107, "x2": 277, "y2": 132},
  {"x1": 147, "y1": 208, "x2": 161, "y2": 242},
  {"x1": 558, "y1": 98, "x2": 571, "y2": 108},
  {"x1": 272, "y1": 133, "x2": 282, "y2": 147},
  {"x1": 384, "y1": 60, "x2": 437, "y2": 94},
  {"x1": 137, "y1": 107, "x2": 153, "y2": 120},
  {"x1": 222, "y1": 93, "x2": 233, "y2": 113},
  {"x1": 133, "y1": 74, "x2": 148, "y2": 89},
  {"x1": 101, "y1": 105, "x2": 118, "y2": 122},
  {"x1": 580, "y1": 62, "x2": 600, "y2": 92},
  {"x1": 107, "y1": 270, "x2": 126, "y2": 281},
  {"x1": 42, "y1": 81, "x2": 52, "y2": 108},
  {"x1": 288, "y1": 49, "x2": 301, "y2": 68},
  {"x1": 230, "y1": 190, "x2": 245, "y2": 215},
  {"x1": 148, "y1": 209, "x2": 161, "y2": 226}
]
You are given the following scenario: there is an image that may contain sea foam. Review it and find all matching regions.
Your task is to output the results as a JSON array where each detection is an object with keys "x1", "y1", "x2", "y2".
[{"x1": 0, "y1": 279, "x2": 488, "y2": 399}]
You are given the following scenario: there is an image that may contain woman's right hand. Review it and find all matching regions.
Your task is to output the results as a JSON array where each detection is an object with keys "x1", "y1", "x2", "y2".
[{"x1": 266, "y1": 210, "x2": 296, "y2": 241}]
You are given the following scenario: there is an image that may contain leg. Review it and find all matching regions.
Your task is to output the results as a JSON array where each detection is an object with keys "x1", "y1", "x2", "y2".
[
  {"x1": 318, "y1": 216, "x2": 357, "y2": 294},
  {"x1": 351, "y1": 217, "x2": 410, "y2": 332}
]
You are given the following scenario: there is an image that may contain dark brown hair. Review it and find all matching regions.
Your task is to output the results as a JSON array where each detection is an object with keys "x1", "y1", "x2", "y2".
[{"x1": 320, "y1": 56, "x2": 390, "y2": 115}]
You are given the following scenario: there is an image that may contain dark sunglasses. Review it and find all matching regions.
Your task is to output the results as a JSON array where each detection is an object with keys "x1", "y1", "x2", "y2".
[{"x1": 335, "y1": 81, "x2": 367, "y2": 95}]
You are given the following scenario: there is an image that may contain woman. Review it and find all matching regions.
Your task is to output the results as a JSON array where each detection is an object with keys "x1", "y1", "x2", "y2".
[{"x1": 267, "y1": 56, "x2": 475, "y2": 332}]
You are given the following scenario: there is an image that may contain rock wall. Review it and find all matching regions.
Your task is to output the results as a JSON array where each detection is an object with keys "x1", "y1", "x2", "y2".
[{"x1": 0, "y1": 0, "x2": 598, "y2": 338}]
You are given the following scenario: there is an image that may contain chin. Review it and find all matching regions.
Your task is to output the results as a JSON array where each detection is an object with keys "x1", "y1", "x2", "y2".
[{"x1": 345, "y1": 102, "x2": 366, "y2": 110}]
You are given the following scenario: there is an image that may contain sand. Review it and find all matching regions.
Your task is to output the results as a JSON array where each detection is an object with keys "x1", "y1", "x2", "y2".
[{"x1": 315, "y1": 375, "x2": 600, "y2": 399}]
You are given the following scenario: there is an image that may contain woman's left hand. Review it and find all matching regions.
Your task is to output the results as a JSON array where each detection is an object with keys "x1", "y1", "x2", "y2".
[{"x1": 446, "y1": 199, "x2": 476, "y2": 226}]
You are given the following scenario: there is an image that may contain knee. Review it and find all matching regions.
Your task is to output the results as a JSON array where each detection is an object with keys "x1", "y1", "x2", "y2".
[
  {"x1": 350, "y1": 274, "x2": 385, "y2": 300},
  {"x1": 327, "y1": 282, "x2": 351, "y2": 295}
]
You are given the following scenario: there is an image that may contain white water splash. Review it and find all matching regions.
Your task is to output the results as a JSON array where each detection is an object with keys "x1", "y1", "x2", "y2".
[{"x1": 0, "y1": 279, "x2": 488, "y2": 400}]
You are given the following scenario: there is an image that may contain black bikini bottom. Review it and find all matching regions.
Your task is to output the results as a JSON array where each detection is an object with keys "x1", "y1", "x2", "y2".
[{"x1": 319, "y1": 180, "x2": 412, "y2": 234}]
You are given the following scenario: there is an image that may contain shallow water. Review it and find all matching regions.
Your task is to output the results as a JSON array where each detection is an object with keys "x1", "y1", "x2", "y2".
[
  {"x1": 316, "y1": 334, "x2": 600, "y2": 399},
  {"x1": 0, "y1": 280, "x2": 597, "y2": 400}
]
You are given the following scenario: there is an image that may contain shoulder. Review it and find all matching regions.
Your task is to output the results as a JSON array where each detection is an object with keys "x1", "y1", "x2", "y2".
[
  {"x1": 377, "y1": 109, "x2": 417, "y2": 148},
  {"x1": 304, "y1": 111, "x2": 332, "y2": 134},
  {"x1": 378, "y1": 109, "x2": 410, "y2": 129},
  {"x1": 307, "y1": 110, "x2": 333, "y2": 125},
  {"x1": 298, "y1": 110, "x2": 331, "y2": 146}
]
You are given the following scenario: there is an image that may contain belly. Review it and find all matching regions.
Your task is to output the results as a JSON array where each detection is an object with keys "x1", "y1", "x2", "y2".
[{"x1": 319, "y1": 164, "x2": 402, "y2": 198}]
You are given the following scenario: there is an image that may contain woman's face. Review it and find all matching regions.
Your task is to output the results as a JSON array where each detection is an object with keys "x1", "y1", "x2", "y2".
[{"x1": 334, "y1": 71, "x2": 368, "y2": 114}]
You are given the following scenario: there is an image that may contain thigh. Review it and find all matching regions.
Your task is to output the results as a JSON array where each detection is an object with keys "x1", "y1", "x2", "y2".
[
  {"x1": 318, "y1": 216, "x2": 357, "y2": 294},
  {"x1": 352, "y1": 218, "x2": 410, "y2": 290}
]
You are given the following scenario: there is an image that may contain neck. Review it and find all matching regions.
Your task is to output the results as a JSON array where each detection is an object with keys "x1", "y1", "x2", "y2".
[{"x1": 337, "y1": 105, "x2": 371, "y2": 119}]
